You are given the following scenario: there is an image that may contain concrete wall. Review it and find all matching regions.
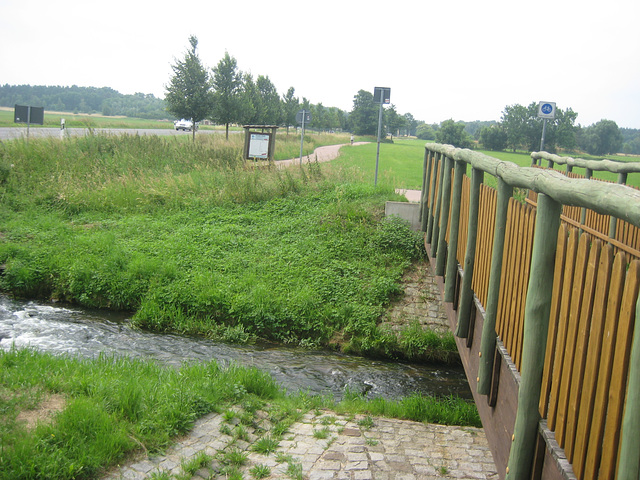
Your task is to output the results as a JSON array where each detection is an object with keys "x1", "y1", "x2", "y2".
[{"x1": 385, "y1": 201, "x2": 421, "y2": 231}]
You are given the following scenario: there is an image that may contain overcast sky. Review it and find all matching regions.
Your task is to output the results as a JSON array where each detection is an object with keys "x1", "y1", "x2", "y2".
[{"x1": 2, "y1": 0, "x2": 639, "y2": 128}]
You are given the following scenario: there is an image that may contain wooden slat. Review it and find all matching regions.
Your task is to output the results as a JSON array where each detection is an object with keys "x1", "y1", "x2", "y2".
[
  {"x1": 506, "y1": 199, "x2": 525, "y2": 358},
  {"x1": 583, "y1": 252, "x2": 628, "y2": 479},
  {"x1": 547, "y1": 227, "x2": 580, "y2": 431},
  {"x1": 565, "y1": 239, "x2": 601, "y2": 461},
  {"x1": 539, "y1": 223, "x2": 569, "y2": 418},
  {"x1": 572, "y1": 243, "x2": 614, "y2": 479},
  {"x1": 457, "y1": 175, "x2": 470, "y2": 264},
  {"x1": 496, "y1": 198, "x2": 517, "y2": 342},
  {"x1": 599, "y1": 259, "x2": 640, "y2": 478},
  {"x1": 555, "y1": 233, "x2": 591, "y2": 446},
  {"x1": 514, "y1": 206, "x2": 535, "y2": 369}
]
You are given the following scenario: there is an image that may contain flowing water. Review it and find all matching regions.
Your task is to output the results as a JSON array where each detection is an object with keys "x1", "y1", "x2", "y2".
[{"x1": 0, "y1": 295, "x2": 471, "y2": 400}]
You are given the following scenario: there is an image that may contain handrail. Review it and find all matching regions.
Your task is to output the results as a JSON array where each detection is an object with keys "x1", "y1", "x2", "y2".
[
  {"x1": 425, "y1": 144, "x2": 640, "y2": 227},
  {"x1": 531, "y1": 151, "x2": 640, "y2": 174}
]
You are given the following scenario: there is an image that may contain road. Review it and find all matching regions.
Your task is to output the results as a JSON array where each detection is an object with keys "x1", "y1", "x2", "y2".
[{"x1": 0, "y1": 127, "x2": 230, "y2": 141}]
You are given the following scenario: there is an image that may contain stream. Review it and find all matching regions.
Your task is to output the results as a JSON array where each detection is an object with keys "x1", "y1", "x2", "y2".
[{"x1": 0, "y1": 295, "x2": 471, "y2": 400}]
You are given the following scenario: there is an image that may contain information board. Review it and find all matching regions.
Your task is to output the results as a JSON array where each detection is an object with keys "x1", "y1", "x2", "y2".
[{"x1": 248, "y1": 133, "x2": 270, "y2": 159}]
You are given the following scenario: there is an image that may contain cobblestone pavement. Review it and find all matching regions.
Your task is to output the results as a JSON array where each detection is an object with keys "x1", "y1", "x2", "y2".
[{"x1": 104, "y1": 409, "x2": 498, "y2": 480}]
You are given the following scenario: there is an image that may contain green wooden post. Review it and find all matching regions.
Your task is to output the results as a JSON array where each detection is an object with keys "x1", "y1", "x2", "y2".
[
  {"x1": 609, "y1": 172, "x2": 628, "y2": 240},
  {"x1": 477, "y1": 178, "x2": 513, "y2": 395},
  {"x1": 436, "y1": 156, "x2": 453, "y2": 277},
  {"x1": 426, "y1": 152, "x2": 440, "y2": 245},
  {"x1": 420, "y1": 149, "x2": 432, "y2": 232},
  {"x1": 455, "y1": 167, "x2": 483, "y2": 338},
  {"x1": 617, "y1": 294, "x2": 640, "y2": 480},
  {"x1": 431, "y1": 153, "x2": 446, "y2": 255},
  {"x1": 580, "y1": 168, "x2": 592, "y2": 232},
  {"x1": 444, "y1": 160, "x2": 466, "y2": 303},
  {"x1": 506, "y1": 193, "x2": 562, "y2": 480}
]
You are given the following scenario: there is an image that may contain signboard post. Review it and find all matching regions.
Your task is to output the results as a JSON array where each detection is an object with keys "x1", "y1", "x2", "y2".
[
  {"x1": 296, "y1": 109, "x2": 311, "y2": 166},
  {"x1": 537, "y1": 101, "x2": 556, "y2": 151},
  {"x1": 242, "y1": 125, "x2": 278, "y2": 163},
  {"x1": 14, "y1": 104, "x2": 45, "y2": 142},
  {"x1": 373, "y1": 87, "x2": 391, "y2": 186}
]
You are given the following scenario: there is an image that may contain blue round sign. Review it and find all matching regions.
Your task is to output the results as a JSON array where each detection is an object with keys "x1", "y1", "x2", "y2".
[{"x1": 541, "y1": 103, "x2": 553, "y2": 115}]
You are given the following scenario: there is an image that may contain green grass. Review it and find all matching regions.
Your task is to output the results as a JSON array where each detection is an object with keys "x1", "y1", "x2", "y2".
[
  {"x1": 1, "y1": 346, "x2": 479, "y2": 479},
  {"x1": 332, "y1": 138, "x2": 427, "y2": 190},
  {"x1": 0, "y1": 347, "x2": 281, "y2": 480}
]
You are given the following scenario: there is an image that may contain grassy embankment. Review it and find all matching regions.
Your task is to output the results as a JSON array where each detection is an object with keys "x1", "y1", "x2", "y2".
[
  {"x1": 1, "y1": 132, "x2": 448, "y2": 359},
  {"x1": 0, "y1": 131, "x2": 479, "y2": 479}
]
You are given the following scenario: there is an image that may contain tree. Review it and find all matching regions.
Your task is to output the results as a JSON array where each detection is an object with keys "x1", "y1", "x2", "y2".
[
  {"x1": 436, "y1": 119, "x2": 473, "y2": 148},
  {"x1": 282, "y1": 87, "x2": 299, "y2": 135},
  {"x1": 255, "y1": 75, "x2": 282, "y2": 125},
  {"x1": 165, "y1": 36, "x2": 215, "y2": 141},
  {"x1": 579, "y1": 119, "x2": 624, "y2": 155},
  {"x1": 211, "y1": 51, "x2": 243, "y2": 139},
  {"x1": 403, "y1": 113, "x2": 419, "y2": 136},
  {"x1": 386, "y1": 105, "x2": 407, "y2": 137},
  {"x1": 416, "y1": 123, "x2": 436, "y2": 140},
  {"x1": 350, "y1": 90, "x2": 378, "y2": 136},
  {"x1": 239, "y1": 73, "x2": 258, "y2": 124},
  {"x1": 501, "y1": 104, "x2": 531, "y2": 152},
  {"x1": 480, "y1": 125, "x2": 508, "y2": 151}
]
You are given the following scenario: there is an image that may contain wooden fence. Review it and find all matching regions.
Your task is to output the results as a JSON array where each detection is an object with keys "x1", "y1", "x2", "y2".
[{"x1": 420, "y1": 144, "x2": 640, "y2": 480}]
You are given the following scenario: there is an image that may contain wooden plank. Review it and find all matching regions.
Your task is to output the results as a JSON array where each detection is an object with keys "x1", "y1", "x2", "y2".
[
  {"x1": 496, "y1": 199, "x2": 517, "y2": 342},
  {"x1": 572, "y1": 244, "x2": 614, "y2": 479},
  {"x1": 565, "y1": 239, "x2": 601, "y2": 461},
  {"x1": 539, "y1": 223, "x2": 569, "y2": 418},
  {"x1": 598, "y1": 259, "x2": 640, "y2": 478},
  {"x1": 509, "y1": 200, "x2": 525, "y2": 357},
  {"x1": 515, "y1": 206, "x2": 536, "y2": 369},
  {"x1": 583, "y1": 252, "x2": 627, "y2": 479},
  {"x1": 555, "y1": 233, "x2": 591, "y2": 447},
  {"x1": 547, "y1": 228, "x2": 579, "y2": 431}
]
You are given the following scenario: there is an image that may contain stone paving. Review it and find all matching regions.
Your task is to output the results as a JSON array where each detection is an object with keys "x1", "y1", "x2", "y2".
[{"x1": 104, "y1": 409, "x2": 498, "y2": 480}]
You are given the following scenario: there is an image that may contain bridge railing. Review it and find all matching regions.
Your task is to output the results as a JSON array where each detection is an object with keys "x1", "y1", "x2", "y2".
[{"x1": 420, "y1": 144, "x2": 640, "y2": 480}]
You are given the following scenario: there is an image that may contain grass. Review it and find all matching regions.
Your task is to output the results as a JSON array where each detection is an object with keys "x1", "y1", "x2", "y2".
[
  {"x1": 0, "y1": 347, "x2": 281, "y2": 480},
  {"x1": 0, "y1": 348, "x2": 480, "y2": 480}
]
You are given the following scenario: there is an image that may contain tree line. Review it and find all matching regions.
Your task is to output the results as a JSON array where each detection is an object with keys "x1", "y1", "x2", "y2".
[
  {"x1": 417, "y1": 102, "x2": 640, "y2": 156},
  {"x1": 0, "y1": 84, "x2": 167, "y2": 119}
]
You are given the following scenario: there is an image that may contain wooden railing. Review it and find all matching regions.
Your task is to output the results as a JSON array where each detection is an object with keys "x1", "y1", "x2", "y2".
[{"x1": 420, "y1": 144, "x2": 640, "y2": 480}]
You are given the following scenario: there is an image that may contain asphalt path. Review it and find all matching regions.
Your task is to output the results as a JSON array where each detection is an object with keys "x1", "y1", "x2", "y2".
[{"x1": 0, "y1": 127, "x2": 230, "y2": 141}]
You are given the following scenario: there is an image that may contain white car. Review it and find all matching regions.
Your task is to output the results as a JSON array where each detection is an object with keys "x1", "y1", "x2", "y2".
[{"x1": 174, "y1": 119, "x2": 198, "y2": 131}]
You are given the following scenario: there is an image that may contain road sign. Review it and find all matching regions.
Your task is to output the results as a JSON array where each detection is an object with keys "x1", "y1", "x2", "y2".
[
  {"x1": 14, "y1": 104, "x2": 44, "y2": 125},
  {"x1": 296, "y1": 110, "x2": 311, "y2": 124},
  {"x1": 538, "y1": 101, "x2": 556, "y2": 119},
  {"x1": 373, "y1": 87, "x2": 391, "y2": 105}
]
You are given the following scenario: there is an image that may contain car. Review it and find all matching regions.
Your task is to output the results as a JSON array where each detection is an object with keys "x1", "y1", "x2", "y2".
[{"x1": 174, "y1": 119, "x2": 198, "y2": 131}]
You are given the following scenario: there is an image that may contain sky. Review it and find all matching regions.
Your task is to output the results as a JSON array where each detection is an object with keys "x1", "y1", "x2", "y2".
[{"x1": 1, "y1": 0, "x2": 639, "y2": 128}]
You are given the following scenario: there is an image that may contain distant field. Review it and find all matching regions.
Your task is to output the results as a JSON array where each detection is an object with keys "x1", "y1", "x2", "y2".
[{"x1": 334, "y1": 138, "x2": 640, "y2": 190}]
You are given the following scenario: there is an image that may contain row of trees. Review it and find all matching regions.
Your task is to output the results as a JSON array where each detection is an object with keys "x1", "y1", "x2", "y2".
[
  {"x1": 166, "y1": 36, "x2": 422, "y2": 140},
  {"x1": 166, "y1": 37, "x2": 349, "y2": 139},
  {"x1": 0, "y1": 84, "x2": 167, "y2": 119}
]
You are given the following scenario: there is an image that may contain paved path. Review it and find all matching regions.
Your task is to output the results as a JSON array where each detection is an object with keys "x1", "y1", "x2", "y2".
[
  {"x1": 104, "y1": 409, "x2": 497, "y2": 480},
  {"x1": 275, "y1": 142, "x2": 369, "y2": 168}
]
